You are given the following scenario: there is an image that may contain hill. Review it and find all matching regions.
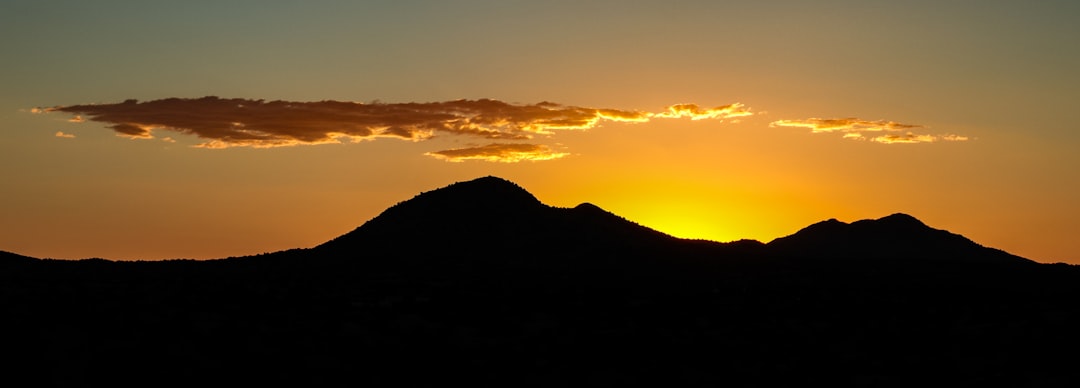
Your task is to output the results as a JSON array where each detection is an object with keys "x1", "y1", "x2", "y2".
[
  {"x1": 1, "y1": 176, "x2": 1078, "y2": 386},
  {"x1": 766, "y1": 213, "x2": 1029, "y2": 263}
]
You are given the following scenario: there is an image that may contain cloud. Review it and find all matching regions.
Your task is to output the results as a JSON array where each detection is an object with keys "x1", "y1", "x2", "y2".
[
  {"x1": 38, "y1": 96, "x2": 751, "y2": 161},
  {"x1": 54, "y1": 131, "x2": 75, "y2": 138},
  {"x1": 770, "y1": 117, "x2": 969, "y2": 144},
  {"x1": 425, "y1": 143, "x2": 568, "y2": 162},
  {"x1": 941, "y1": 134, "x2": 969, "y2": 142},
  {"x1": 652, "y1": 103, "x2": 753, "y2": 121},
  {"x1": 770, "y1": 118, "x2": 922, "y2": 133},
  {"x1": 869, "y1": 133, "x2": 938, "y2": 144}
]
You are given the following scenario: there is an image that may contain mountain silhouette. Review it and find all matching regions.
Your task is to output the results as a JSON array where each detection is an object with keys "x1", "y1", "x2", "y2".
[
  {"x1": 2, "y1": 176, "x2": 1078, "y2": 386},
  {"x1": 314, "y1": 176, "x2": 701, "y2": 278},
  {"x1": 766, "y1": 213, "x2": 1031, "y2": 264},
  {"x1": 314, "y1": 176, "x2": 1026, "y2": 268},
  {"x1": 319, "y1": 176, "x2": 544, "y2": 250}
]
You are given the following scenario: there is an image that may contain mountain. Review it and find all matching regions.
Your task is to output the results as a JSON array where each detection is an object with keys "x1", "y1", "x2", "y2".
[
  {"x1": 314, "y1": 176, "x2": 1026, "y2": 268},
  {"x1": 318, "y1": 176, "x2": 677, "y2": 251},
  {"x1": 1, "y1": 176, "x2": 1028, "y2": 267},
  {"x1": 312, "y1": 176, "x2": 721, "y2": 280},
  {"x1": 4, "y1": 176, "x2": 1078, "y2": 386},
  {"x1": 766, "y1": 213, "x2": 1031, "y2": 264},
  {"x1": 0, "y1": 249, "x2": 36, "y2": 263}
]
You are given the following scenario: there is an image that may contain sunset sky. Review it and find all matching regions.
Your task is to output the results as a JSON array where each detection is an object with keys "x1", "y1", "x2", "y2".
[{"x1": 3, "y1": 1, "x2": 1078, "y2": 263}]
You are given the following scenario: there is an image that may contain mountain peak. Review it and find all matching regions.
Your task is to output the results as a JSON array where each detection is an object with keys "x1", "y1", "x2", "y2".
[
  {"x1": 768, "y1": 214, "x2": 1030, "y2": 264},
  {"x1": 316, "y1": 176, "x2": 547, "y2": 252},
  {"x1": 879, "y1": 213, "x2": 921, "y2": 222},
  {"x1": 573, "y1": 202, "x2": 604, "y2": 212},
  {"x1": 430, "y1": 175, "x2": 538, "y2": 202},
  {"x1": 397, "y1": 175, "x2": 541, "y2": 213},
  {"x1": 358, "y1": 175, "x2": 539, "y2": 221},
  {"x1": 315, "y1": 176, "x2": 685, "y2": 257},
  {"x1": 450, "y1": 175, "x2": 527, "y2": 190},
  {"x1": 316, "y1": 178, "x2": 1029, "y2": 265},
  {"x1": 865, "y1": 213, "x2": 927, "y2": 228}
]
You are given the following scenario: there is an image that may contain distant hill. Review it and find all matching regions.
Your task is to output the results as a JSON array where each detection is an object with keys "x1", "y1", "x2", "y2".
[
  {"x1": 2, "y1": 176, "x2": 1077, "y2": 386},
  {"x1": 0, "y1": 250, "x2": 36, "y2": 263},
  {"x1": 765, "y1": 213, "x2": 1031, "y2": 264},
  {"x1": 314, "y1": 176, "x2": 1029, "y2": 267},
  {"x1": 318, "y1": 176, "x2": 680, "y2": 255},
  {"x1": 2, "y1": 176, "x2": 1031, "y2": 267},
  {"x1": 312, "y1": 176, "x2": 727, "y2": 282}
]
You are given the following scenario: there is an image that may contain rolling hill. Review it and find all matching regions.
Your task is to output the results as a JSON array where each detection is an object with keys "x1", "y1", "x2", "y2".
[{"x1": 1, "y1": 176, "x2": 1076, "y2": 386}]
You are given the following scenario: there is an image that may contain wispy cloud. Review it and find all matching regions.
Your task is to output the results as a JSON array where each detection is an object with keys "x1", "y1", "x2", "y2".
[
  {"x1": 425, "y1": 143, "x2": 568, "y2": 163},
  {"x1": 54, "y1": 131, "x2": 75, "y2": 138},
  {"x1": 940, "y1": 134, "x2": 969, "y2": 142},
  {"x1": 770, "y1": 117, "x2": 968, "y2": 144},
  {"x1": 652, "y1": 103, "x2": 754, "y2": 121},
  {"x1": 868, "y1": 133, "x2": 937, "y2": 144},
  {"x1": 38, "y1": 96, "x2": 751, "y2": 162},
  {"x1": 770, "y1": 118, "x2": 922, "y2": 133}
]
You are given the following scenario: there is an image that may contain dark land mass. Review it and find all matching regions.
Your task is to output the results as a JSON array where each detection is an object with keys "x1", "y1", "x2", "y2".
[{"x1": 3, "y1": 176, "x2": 1079, "y2": 387}]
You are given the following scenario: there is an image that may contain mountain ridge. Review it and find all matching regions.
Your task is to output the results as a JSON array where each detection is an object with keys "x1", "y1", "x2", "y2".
[
  {"x1": 313, "y1": 176, "x2": 1030, "y2": 266},
  {"x1": 313, "y1": 176, "x2": 692, "y2": 275},
  {"x1": 1, "y1": 176, "x2": 1033, "y2": 265},
  {"x1": 1, "y1": 176, "x2": 1076, "y2": 386},
  {"x1": 766, "y1": 212, "x2": 1029, "y2": 264}
]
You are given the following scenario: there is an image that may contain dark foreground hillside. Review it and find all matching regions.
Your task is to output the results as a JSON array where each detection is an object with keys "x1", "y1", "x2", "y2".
[{"x1": 3, "y1": 177, "x2": 1078, "y2": 387}]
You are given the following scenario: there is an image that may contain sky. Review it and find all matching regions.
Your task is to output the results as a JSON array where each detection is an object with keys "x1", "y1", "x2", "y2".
[{"x1": 2, "y1": 0, "x2": 1078, "y2": 263}]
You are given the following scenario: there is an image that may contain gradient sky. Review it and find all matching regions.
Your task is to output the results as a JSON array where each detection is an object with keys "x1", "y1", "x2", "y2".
[{"x1": 2, "y1": 0, "x2": 1078, "y2": 263}]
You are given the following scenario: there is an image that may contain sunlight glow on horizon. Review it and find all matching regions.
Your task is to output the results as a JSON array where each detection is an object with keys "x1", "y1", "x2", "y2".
[{"x1": 2, "y1": 1, "x2": 1078, "y2": 263}]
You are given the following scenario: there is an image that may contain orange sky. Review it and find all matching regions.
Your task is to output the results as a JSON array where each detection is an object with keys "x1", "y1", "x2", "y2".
[{"x1": 2, "y1": 1, "x2": 1078, "y2": 263}]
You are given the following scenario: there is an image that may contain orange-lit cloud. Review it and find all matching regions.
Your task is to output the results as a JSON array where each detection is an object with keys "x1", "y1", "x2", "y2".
[
  {"x1": 425, "y1": 143, "x2": 568, "y2": 162},
  {"x1": 39, "y1": 96, "x2": 751, "y2": 162},
  {"x1": 869, "y1": 133, "x2": 938, "y2": 144},
  {"x1": 941, "y1": 134, "x2": 969, "y2": 141},
  {"x1": 870, "y1": 133, "x2": 972, "y2": 144},
  {"x1": 770, "y1": 118, "x2": 922, "y2": 133},
  {"x1": 54, "y1": 131, "x2": 75, "y2": 138},
  {"x1": 770, "y1": 117, "x2": 969, "y2": 144},
  {"x1": 651, "y1": 103, "x2": 753, "y2": 121}
]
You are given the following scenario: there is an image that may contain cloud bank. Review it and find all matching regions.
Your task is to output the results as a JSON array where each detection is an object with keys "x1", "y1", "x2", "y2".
[
  {"x1": 40, "y1": 97, "x2": 751, "y2": 162},
  {"x1": 770, "y1": 118, "x2": 969, "y2": 144},
  {"x1": 425, "y1": 143, "x2": 568, "y2": 163}
]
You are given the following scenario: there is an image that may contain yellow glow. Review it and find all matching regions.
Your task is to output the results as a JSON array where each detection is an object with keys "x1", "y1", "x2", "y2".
[
  {"x1": 622, "y1": 202, "x2": 741, "y2": 242},
  {"x1": 543, "y1": 172, "x2": 811, "y2": 245}
]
